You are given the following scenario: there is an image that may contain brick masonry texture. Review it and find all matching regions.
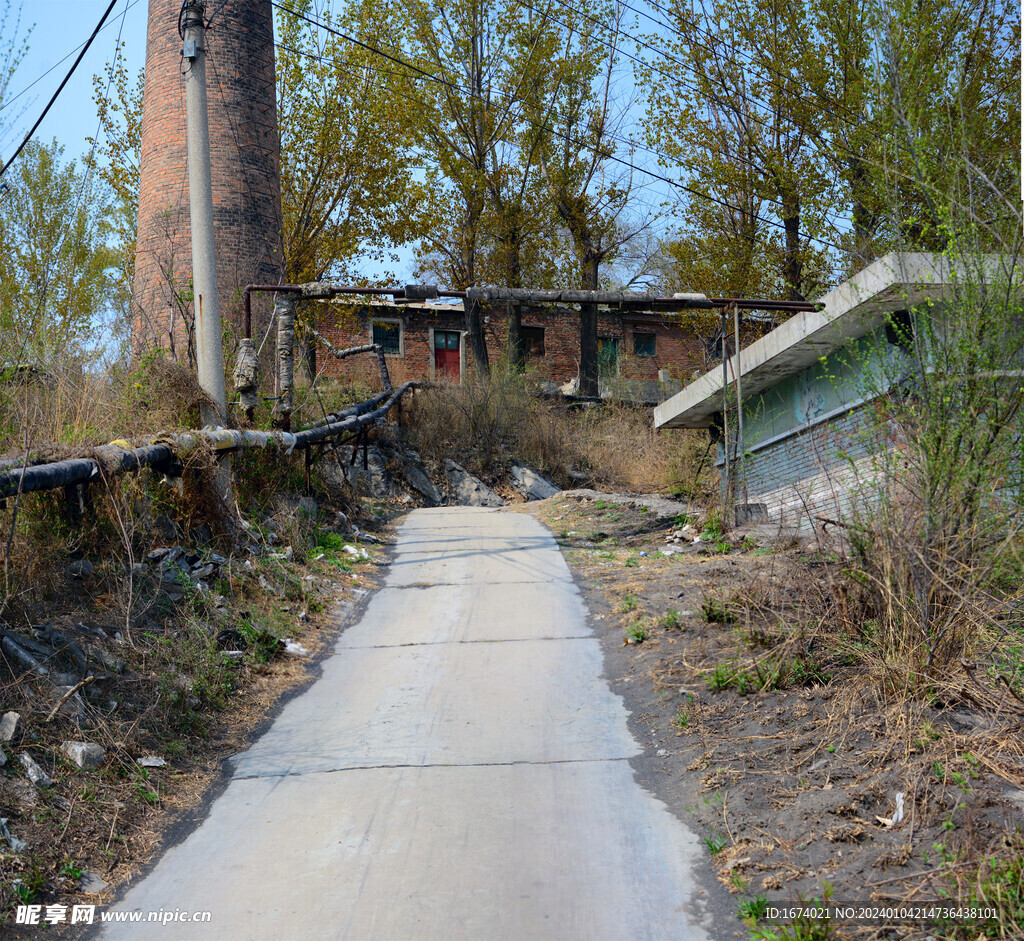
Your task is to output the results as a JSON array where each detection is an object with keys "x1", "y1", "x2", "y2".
[
  {"x1": 313, "y1": 304, "x2": 719, "y2": 388},
  {"x1": 133, "y1": 0, "x2": 284, "y2": 359}
]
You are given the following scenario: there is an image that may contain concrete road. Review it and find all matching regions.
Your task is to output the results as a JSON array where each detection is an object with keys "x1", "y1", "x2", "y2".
[{"x1": 98, "y1": 507, "x2": 713, "y2": 940}]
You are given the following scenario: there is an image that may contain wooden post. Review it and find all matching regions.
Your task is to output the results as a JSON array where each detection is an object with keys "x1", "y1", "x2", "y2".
[
  {"x1": 721, "y1": 309, "x2": 731, "y2": 512},
  {"x1": 274, "y1": 295, "x2": 296, "y2": 431}
]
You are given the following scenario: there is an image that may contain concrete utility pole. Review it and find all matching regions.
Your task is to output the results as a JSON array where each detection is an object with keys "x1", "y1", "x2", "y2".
[{"x1": 182, "y1": 1, "x2": 227, "y2": 426}]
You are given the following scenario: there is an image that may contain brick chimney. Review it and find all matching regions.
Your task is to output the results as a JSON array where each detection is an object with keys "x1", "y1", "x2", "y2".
[{"x1": 133, "y1": 0, "x2": 283, "y2": 361}]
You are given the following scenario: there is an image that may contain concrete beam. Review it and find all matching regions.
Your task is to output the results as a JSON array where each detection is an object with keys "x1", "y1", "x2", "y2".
[{"x1": 654, "y1": 253, "x2": 953, "y2": 429}]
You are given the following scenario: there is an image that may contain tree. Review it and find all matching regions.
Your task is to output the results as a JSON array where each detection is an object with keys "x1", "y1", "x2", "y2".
[
  {"x1": 0, "y1": 140, "x2": 117, "y2": 362},
  {"x1": 89, "y1": 42, "x2": 144, "y2": 359},
  {"x1": 644, "y1": 0, "x2": 840, "y2": 302},
  {"x1": 275, "y1": 0, "x2": 420, "y2": 285},
  {"x1": 529, "y1": 0, "x2": 654, "y2": 395},
  {"x1": 0, "y1": 0, "x2": 30, "y2": 138},
  {"x1": 399, "y1": 0, "x2": 564, "y2": 374}
]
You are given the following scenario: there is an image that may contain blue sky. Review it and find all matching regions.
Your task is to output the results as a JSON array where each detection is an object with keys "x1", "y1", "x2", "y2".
[{"x1": 1, "y1": 1, "x2": 148, "y2": 169}]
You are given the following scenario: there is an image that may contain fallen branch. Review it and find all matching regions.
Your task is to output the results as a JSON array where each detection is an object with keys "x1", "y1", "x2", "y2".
[{"x1": 46, "y1": 675, "x2": 95, "y2": 722}]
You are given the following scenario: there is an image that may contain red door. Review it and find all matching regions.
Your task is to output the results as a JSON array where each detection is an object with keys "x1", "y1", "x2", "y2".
[{"x1": 434, "y1": 331, "x2": 461, "y2": 379}]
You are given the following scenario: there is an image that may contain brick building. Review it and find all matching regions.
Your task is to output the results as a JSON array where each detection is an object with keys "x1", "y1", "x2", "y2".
[
  {"x1": 133, "y1": 0, "x2": 284, "y2": 359},
  {"x1": 314, "y1": 301, "x2": 717, "y2": 399}
]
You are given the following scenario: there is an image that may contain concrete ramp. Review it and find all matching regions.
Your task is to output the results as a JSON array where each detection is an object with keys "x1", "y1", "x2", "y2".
[{"x1": 98, "y1": 507, "x2": 712, "y2": 940}]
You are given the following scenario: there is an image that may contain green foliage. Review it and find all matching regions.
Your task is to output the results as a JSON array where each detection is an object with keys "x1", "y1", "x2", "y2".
[
  {"x1": 701, "y1": 513, "x2": 725, "y2": 540},
  {"x1": 739, "y1": 894, "x2": 770, "y2": 925},
  {"x1": 624, "y1": 623, "x2": 648, "y2": 644},
  {"x1": 701, "y1": 598, "x2": 737, "y2": 624},
  {"x1": 659, "y1": 609, "x2": 684, "y2": 630},
  {"x1": 275, "y1": 0, "x2": 418, "y2": 284},
  {"x1": 0, "y1": 139, "x2": 117, "y2": 364},
  {"x1": 12, "y1": 860, "x2": 46, "y2": 905},
  {"x1": 703, "y1": 832, "x2": 729, "y2": 855},
  {"x1": 751, "y1": 884, "x2": 836, "y2": 940},
  {"x1": 153, "y1": 620, "x2": 236, "y2": 734},
  {"x1": 706, "y1": 662, "x2": 759, "y2": 695},
  {"x1": 619, "y1": 593, "x2": 639, "y2": 613},
  {"x1": 59, "y1": 857, "x2": 85, "y2": 881},
  {"x1": 943, "y1": 836, "x2": 1024, "y2": 938}
]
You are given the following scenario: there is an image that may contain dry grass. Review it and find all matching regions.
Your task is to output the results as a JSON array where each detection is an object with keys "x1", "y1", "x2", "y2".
[{"x1": 405, "y1": 368, "x2": 715, "y2": 494}]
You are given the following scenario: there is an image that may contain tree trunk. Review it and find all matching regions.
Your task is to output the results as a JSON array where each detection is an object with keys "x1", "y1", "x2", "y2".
[
  {"x1": 297, "y1": 328, "x2": 317, "y2": 385},
  {"x1": 781, "y1": 189, "x2": 804, "y2": 301},
  {"x1": 848, "y1": 155, "x2": 878, "y2": 265},
  {"x1": 464, "y1": 297, "x2": 490, "y2": 377},
  {"x1": 578, "y1": 255, "x2": 600, "y2": 397},
  {"x1": 507, "y1": 303, "x2": 524, "y2": 372}
]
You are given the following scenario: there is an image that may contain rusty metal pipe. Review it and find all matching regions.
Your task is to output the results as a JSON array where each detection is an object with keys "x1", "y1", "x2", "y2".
[{"x1": 241, "y1": 282, "x2": 821, "y2": 339}]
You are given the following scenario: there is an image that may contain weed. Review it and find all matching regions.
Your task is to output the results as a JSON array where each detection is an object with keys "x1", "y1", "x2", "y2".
[
  {"x1": 238, "y1": 618, "x2": 282, "y2": 664},
  {"x1": 619, "y1": 593, "x2": 639, "y2": 613},
  {"x1": 788, "y1": 656, "x2": 833, "y2": 687},
  {"x1": 625, "y1": 624, "x2": 649, "y2": 644},
  {"x1": 706, "y1": 662, "x2": 760, "y2": 695},
  {"x1": 660, "y1": 609, "x2": 684, "y2": 630},
  {"x1": 624, "y1": 555, "x2": 640, "y2": 567},
  {"x1": 701, "y1": 598, "x2": 737, "y2": 624},
  {"x1": 674, "y1": 710, "x2": 691, "y2": 730},
  {"x1": 728, "y1": 870, "x2": 749, "y2": 893},
  {"x1": 740, "y1": 536, "x2": 759, "y2": 552},
  {"x1": 943, "y1": 834, "x2": 1024, "y2": 937},
  {"x1": 703, "y1": 832, "x2": 729, "y2": 855},
  {"x1": 59, "y1": 857, "x2": 85, "y2": 880},
  {"x1": 739, "y1": 894, "x2": 770, "y2": 924},
  {"x1": 751, "y1": 883, "x2": 836, "y2": 940},
  {"x1": 12, "y1": 860, "x2": 46, "y2": 904},
  {"x1": 702, "y1": 511, "x2": 725, "y2": 540}
]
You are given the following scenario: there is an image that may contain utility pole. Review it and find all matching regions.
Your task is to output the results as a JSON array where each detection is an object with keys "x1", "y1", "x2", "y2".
[{"x1": 182, "y1": 1, "x2": 227, "y2": 426}]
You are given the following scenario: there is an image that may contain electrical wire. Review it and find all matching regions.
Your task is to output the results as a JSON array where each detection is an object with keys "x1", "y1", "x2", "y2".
[
  {"x1": 0, "y1": 0, "x2": 120, "y2": 180},
  {"x1": 0, "y1": 0, "x2": 143, "y2": 117},
  {"x1": 270, "y1": 0, "x2": 459, "y2": 90},
  {"x1": 270, "y1": 2, "x2": 846, "y2": 254}
]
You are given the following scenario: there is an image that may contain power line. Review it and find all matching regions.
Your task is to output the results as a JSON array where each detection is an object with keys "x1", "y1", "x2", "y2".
[
  {"x1": 0, "y1": 0, "x2": 143, "y2": 117},
  {"x1": 272, "y1": 1, "x2": 846, "y2": 254},
  {"x1": 619, "y1": 0, "x2": 882, "y2": 143},
  {"x1": 0, "y1": 0, "x2": 120, "y2": 180},
  {"x1": 269, "y1": 1, "x2": 457, "y2": 90}
]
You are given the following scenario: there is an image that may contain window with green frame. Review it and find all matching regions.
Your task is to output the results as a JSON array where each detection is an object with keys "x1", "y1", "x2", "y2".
[
  {"x1": 633, "y1": 332, "x2": 656, "y2": 357},
  {"x1": 372, "y1": 320, "x2": 402, "y2": 354}
]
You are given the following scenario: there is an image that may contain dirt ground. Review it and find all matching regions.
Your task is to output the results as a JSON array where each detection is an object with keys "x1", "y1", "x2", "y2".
[
  {"x1": 4, "y1": 488, "x2": 1022, "y2": 940},
  {"x1": 520, "y1": 490, "x2": 1024, "y2": 941},
  {"x1": 0, "y1": 504, "x2": 390, "y2": 938}
]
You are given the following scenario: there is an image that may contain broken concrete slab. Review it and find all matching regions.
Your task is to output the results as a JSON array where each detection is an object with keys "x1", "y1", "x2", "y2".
[
  {"x1": 509, "y1": 461, "x2": 560, "y2": 501},
  {"x1": 0, "y1": 711, "x2": 19, "y2": 742},
  {"x1": 79, "y1": 871, "x2": 110, "y2": 894},
  {"x1": 444, "y1": 460, "x2": 507, "y2": 508},
  {"x1": 395, "y1": 452, "x2": 442, "y2": 506},
  {"x1": 61, "y1": 741, "x2": 106, "y2": 771},
  {"x1": 19, "y1": 753, "x2": 53, "y2": 788}
]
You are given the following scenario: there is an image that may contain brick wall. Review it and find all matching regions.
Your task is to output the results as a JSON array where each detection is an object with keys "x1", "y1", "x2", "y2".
[
  {"x1": 133, "y1": 0, "x2": 284, "y2": 360},
  {"x1": 313, "y1": 303, "x2": 713, "y2": 387}
]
